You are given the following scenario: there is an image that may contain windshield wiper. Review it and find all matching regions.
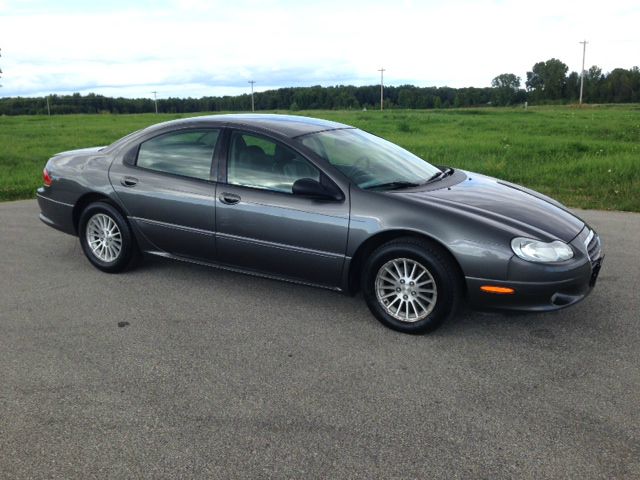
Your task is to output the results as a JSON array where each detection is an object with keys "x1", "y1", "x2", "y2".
[
  {"x1": 365, "y1": 168, "x2": 455, "y2": 190},
  {"x1": 364, "y1": 181, "x2": 421, "y2": 191},
  {"x1": 425, "y1": 167, "x2": 454, "y2": 184}
]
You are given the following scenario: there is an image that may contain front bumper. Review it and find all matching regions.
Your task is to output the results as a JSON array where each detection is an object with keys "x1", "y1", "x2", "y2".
[
  {"x1": 466, "y1": 227, "x2": 604, "y2": 312},
  {"x1": 466, "y1": 262, "x2": 602, "y2": 312}
]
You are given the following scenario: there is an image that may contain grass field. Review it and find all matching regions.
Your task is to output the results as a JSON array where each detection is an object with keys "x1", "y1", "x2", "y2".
[{"x1": 1, "y1": 105, "x2": 639, "y2": 211}]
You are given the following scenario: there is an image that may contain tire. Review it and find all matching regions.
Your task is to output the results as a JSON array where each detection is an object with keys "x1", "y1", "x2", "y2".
[
  {"x1": 78, "y1": 201, "x2": 138, "y2": 273},
  {"x1": 362, "y1": 238, "x2": 462, "y2": 334}
]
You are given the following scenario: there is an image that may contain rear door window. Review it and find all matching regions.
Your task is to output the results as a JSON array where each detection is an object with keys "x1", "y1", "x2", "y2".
[{"x1": 136, "y1": 129, "x2": 220, "y2": 180}]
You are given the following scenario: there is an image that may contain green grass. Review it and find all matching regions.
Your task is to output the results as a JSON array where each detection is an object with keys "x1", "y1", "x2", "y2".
[{"x1": 1, "y1": 106, "x2": 639, "y2": 211}]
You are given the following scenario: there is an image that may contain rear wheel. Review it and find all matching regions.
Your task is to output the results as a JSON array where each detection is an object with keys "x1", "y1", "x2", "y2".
[
  {"x1": 79, "y1": 202, "x2": 138, "y2": 273},
  {"x1": 362, "y1": 238, "x2": 461, "y2": 334}
]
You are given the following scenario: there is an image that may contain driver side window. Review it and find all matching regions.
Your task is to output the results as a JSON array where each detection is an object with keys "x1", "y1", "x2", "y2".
[{"x1": 227, "y1": 131, "x2": 320, "y2": 193}]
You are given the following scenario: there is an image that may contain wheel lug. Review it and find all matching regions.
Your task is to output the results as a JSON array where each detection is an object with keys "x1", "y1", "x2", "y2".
[
  {"x1": 410, "y1": 281, "x2": 414, "y2": 286},
  {"x1": 403, "y1": 295, "x2": 408, "y2": 300},
  {"x1": 396, "y1": 288, "x2": 401, "y2": 292},
  {"x1": 400, "y1": 279, "x2": 405, "y2": 284},
  {"x1": 411, "y1": 291, "x2": 416, "y2": 296}
]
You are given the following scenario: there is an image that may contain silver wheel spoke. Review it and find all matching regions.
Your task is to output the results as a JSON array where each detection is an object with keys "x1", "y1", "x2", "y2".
[
  {"x1": 413, "y1": 270, "x2": 426, "y2": 282},
  {"x1": 375, "y1": 257, "x2": 438, "y2": 323},
  {"x1": 393, "y1": 262, "x2": 403, "y2": 278},
  {"x1": 381, "y1": 274, "x2": 396, "y2": 284},
  {"x1": 414, "y1": 297, "x2": 428, "y2": 313},
  {"x1": 417, "y1": 287, "x2": 435, "y2": 294},
  {"x1": 388, "y1": 296, "x2": 401, "y2": 309},
  {"x1": 409, "y1": 301, "x2": 417, "y2": 317},
  {"x1": 384, "y1": 267, "x2": 399, "y2": 281}
]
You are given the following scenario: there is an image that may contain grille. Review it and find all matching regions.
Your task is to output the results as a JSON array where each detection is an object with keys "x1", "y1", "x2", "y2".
[{"x1": 584, "y1": 229, "x2": 602, "y2": 262}]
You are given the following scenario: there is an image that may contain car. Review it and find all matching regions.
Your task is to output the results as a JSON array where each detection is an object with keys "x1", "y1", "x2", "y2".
[{"x1": 37, "y1": 114, "x2": 604, "y2": 333}]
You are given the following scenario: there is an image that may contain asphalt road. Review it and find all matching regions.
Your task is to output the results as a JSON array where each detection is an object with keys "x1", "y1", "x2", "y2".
[{"x1": 1, "y1": 200, "x2": 639, "y2": 479}]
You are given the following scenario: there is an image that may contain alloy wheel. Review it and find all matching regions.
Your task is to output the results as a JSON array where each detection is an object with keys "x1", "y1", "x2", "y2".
[
  {"x1": 375, "y1": 257, "x2": 438, "y2": 322},
  {"x1": 85, "y1": 213, "x2": 122, "y2": 263}
]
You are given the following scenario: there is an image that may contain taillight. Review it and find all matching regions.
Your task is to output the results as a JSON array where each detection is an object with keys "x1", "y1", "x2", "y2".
[{"x1": 43, "y1": 168, "x2": 53, "y2": 187}]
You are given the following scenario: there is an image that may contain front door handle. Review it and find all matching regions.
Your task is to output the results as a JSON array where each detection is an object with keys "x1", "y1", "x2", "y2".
[
  {"x1": 219, "y1": 192, "x2": 241, "y2": 205},
  {"x1": 121, "y1": 176, "x2": 138, "y2": 187}
]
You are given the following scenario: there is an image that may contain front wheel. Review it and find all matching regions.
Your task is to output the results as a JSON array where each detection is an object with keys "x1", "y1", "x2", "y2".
[
  {"x1": 79, "y1": 202, "x2": 138, "y2": 273},
  {"x1": 362, "y1": 238, "x2": 462, "y2": 334}
]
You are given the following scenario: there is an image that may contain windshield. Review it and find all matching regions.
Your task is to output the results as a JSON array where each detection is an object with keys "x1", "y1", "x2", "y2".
[{"x1": 297, "y1": 128, "x2": 441, "y2": 190}]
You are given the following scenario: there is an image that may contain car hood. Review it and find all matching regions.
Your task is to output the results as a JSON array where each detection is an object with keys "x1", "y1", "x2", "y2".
[{"x1": 402, "y1": 171, "x2": 584, "y2": 242}]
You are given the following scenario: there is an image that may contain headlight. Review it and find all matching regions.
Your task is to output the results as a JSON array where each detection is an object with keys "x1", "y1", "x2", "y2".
[{"x1": 511, "y1": 237, "x2": 574, "y2": 263}]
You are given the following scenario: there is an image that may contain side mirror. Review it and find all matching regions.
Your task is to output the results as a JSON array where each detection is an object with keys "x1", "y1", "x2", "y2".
[{"x1": 292, "y1": 178, "x2": 340, "y2": 200}]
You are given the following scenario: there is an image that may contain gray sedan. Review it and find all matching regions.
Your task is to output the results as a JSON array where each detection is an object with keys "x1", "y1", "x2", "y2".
[{"x1": 37, "y1": 114, "x2": 603, "y2": 333}]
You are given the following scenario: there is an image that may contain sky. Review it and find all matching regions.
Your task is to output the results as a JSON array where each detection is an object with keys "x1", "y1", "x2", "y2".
[{"x1": 0, "y1": 0, "x2": 638, "y2": 99}]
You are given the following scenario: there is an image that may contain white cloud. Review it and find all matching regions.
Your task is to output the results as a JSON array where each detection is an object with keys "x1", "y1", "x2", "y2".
[{"x1": 0, "y1": 0, "x2": 638, "y2": 97}]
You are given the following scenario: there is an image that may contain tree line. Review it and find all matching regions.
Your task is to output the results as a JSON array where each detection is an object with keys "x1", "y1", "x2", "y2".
[{"x1": 0, "y1": 59, "x2": 638, "y2": 115}]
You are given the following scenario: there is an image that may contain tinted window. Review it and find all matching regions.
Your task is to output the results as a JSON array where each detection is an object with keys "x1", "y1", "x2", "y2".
[
  {"x1": 136, "y1": 129, "x2": 219, "y2": 180},
  {"x1": 227, "y1": 131, "x2": 319, "y2": 193}
]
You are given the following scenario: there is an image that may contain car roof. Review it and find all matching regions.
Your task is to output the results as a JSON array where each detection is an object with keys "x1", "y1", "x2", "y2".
[{"x1": 147, "y1": 114, "x2": 352, "y2": 138}]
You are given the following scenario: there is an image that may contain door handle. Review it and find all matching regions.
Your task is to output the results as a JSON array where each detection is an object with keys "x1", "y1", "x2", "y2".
[
  {"x1": 121, "y1": 176, "x2": 138, "y2": 187},
  {"x1": 219, "y1": 192, "x2": 241, "y2": 205}
]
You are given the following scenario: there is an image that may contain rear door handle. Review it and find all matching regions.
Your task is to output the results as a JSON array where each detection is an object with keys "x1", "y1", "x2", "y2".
[
  {"x1": 121, "y1": 176, "x2": 138, "y2": 187},
  {"x1": 219, "y1": 192, "x2": 241, "y2": 205}
]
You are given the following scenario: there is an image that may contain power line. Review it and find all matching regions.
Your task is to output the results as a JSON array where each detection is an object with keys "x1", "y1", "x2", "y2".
[
  {"x1": 378, "y1": 68, "x2": 385, "y2": 110},
  {"x1": 248, "y1": 80, "x2": 256, "y2": 112},
  {"x1": 579, "y1": 40, "x2": 588, "y2": 105}
]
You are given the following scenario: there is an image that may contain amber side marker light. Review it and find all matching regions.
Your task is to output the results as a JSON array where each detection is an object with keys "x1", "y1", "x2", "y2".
[{"x1": 480, "y1": 285, "x2": 515, "y2": 295}]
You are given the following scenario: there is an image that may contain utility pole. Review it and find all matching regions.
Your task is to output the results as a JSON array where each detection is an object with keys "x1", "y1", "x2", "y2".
[
  {"x1": 248, "y1": 80, "x2": 256, "y2": 112},
  {"x1": 152, "y1": 91, "x2": 158, "y2": 114},
  {"x1": 46, "y1": 95, "x2": 50, "y2": 116},
  {"x1": 378, "y1": 68, "x2": 385, "y2": 110},
  {"x1": 579, "y1": 40, "x2": 588, "y2": 105},
  {"x1": 0, "y1": 47, "x2": 3, "y2": 88}
]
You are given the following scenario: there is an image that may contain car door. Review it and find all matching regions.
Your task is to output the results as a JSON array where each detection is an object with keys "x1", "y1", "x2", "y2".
[
  {"x1": 109, "y1": 128, "x2": 220, "y2": 261},
  {"x1": 215, "y1": 129, "x2": 350, "y2": 288}
]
